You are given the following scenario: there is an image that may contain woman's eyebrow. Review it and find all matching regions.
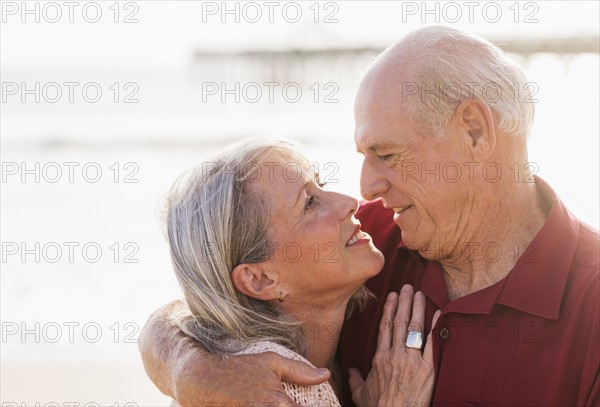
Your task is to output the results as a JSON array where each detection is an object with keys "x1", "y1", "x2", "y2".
[
  {"x1": 294, "y1": 181, "x2": 311, "y2": 209},
  {"x1": 313, "y1": 171, "x2": 321, "y2": 184}
]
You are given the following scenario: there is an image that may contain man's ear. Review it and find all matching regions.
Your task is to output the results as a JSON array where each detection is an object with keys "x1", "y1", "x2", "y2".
[
  {"x1": 454, "y1": 99, "x2": 496, "y2": 160},
  {"x1": 231, "y1": 264, "x2": 279, "y2": 301}
]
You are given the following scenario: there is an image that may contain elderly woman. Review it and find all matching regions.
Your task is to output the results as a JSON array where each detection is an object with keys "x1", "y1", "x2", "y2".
[{"x1": 161, "y1": 138, "x2": 438, "y2": 406}]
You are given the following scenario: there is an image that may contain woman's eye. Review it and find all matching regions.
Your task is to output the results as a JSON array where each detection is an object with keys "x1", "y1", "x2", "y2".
[
  {"x1": 305, "y1": 196, "x2": 317, "y2": 210},
  {"x1": 378, "y1": 154, "x2": 394, "y2": 162}
]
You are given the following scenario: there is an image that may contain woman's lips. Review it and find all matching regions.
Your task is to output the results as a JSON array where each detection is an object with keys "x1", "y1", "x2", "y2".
[{"x1": 346, "y1": 230, "x2": 371, "y2": 246}]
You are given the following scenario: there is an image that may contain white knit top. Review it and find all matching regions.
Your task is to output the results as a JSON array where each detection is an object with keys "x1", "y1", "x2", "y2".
[{"x1": 234, "y1": 340, "x2": 341, "y2": 407}]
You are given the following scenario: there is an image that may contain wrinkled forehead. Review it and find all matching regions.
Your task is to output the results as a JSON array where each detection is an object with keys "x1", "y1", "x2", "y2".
[
  {"x1": 250, "y1": 149, "x2": 316, "y2": 189},
  {"x1": 354, "y1": 71, "x2": 416, "y2": 152},
  {"x1": 356, "y1": 57, "x2": 415, "y2": 111}
]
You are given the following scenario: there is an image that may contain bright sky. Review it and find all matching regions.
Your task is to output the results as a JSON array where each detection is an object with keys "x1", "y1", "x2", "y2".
[{"x1": 2, "y1": 1, "x2": 599, "y2": 70}]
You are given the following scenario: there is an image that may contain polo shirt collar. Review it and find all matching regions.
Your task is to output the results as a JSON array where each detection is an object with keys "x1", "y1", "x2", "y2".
[
  {"x1": 414, "y1": 178, "x2": 579, "y2": 320},
  {"x1": 496, "y1": 177, "x2": 579, "y2": 320},
  {"x1": 421, "y1": 259, "x2": 508, "y2": 315}
]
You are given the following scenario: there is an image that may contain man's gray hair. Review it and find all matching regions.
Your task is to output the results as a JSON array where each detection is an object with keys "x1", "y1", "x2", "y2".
[{"x1": 384, "y1": 26, "x2": 536, "y2": 138}]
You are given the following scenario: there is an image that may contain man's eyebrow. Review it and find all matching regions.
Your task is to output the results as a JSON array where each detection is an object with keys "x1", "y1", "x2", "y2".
[{"x1": 360, "y1": 142, "x2": 400, "y2": 153}]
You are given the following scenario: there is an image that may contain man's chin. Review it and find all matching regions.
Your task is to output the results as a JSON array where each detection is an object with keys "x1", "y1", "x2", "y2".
[
  {"x1": 400, "y1": 230, "x2": 420, "y2": 250},
  {"x1": 402, "y1": 235, "x2": 438, "y2": 259},
  {"x1": 403, "y1": 240, "x2": 420, "y2": 251}
]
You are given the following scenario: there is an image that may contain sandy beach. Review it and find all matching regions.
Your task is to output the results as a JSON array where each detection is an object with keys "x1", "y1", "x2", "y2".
[{"x1": 1, "y1": 360, "x2": 171, "y2": 406}]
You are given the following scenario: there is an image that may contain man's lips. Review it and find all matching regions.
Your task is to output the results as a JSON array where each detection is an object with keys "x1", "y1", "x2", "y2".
[
  {"x1": 392, "y1": 206, "x2": 413, "y2": 224},
  {"x1": 393, "y1": 206, "x2": 412, "y2": 215}
]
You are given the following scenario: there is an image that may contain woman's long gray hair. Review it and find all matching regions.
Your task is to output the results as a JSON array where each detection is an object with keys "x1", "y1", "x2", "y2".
[{"x1": 165, "y1": 138, "x2": 370, "y2": 355}]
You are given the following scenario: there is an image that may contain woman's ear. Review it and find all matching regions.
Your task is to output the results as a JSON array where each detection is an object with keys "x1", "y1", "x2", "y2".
[
  {"x1": 454, "y1": 99, "x2": 496, "y2": 160},
  {"x1": 231, "y1": 264, "x2": 279, "y2": 301}
]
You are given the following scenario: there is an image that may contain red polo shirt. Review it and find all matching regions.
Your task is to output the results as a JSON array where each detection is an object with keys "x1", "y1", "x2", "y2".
[{"x1": 341, "y1": 179, "x2": 599, "y2": 406}]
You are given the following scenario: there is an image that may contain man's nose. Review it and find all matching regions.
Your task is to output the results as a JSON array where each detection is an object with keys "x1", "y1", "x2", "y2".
[{"x1": 360, "y1": 159, "x2": 389, "y2": 201}]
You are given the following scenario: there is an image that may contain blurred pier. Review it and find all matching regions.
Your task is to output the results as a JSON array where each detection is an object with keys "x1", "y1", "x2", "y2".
[{"x1": 192, "y1": 36, "x2": 600, "y2": 83}]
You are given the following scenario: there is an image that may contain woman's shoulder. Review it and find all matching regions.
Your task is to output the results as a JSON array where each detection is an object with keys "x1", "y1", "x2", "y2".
[
  {"x1": 233, "y1": 340, "x2": 313, "y2": 365},
  {"x1": 233, "y1": 340, "x2": 341, "y2": 407}
]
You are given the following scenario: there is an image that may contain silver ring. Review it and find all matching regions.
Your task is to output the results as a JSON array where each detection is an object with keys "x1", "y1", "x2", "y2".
[{"x1": 405, "y1": 330, "x2": 423, "y2": 349}]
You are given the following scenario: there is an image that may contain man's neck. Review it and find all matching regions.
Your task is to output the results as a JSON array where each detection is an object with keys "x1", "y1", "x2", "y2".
[{"x1": 439, "y1": 181, "x2": 550, "y2": 301}]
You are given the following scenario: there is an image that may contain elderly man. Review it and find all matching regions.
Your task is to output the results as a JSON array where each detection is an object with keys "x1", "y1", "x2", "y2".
[{"x1": 139, "y1": 26, "x2": 599, "y2": 406}]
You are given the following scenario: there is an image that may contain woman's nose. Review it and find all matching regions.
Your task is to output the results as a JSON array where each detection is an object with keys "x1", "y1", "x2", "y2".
[{"x1": 331, "y1": 191, "x2": 358, "y2": 220}]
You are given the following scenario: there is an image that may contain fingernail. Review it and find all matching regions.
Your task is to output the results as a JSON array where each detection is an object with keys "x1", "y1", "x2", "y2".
[
  {"x1": 316, "y1": 368, "x2": 329, "y2": 376},
  {"x1": 401, "y1": 284, "x2": 412, "y2": 293},
  {"x1": 415, "y1": 291, "x2": 423, "y2": 300},
  {"x1": 387, "y1": 292, "x2": 396, "y2": 301}
]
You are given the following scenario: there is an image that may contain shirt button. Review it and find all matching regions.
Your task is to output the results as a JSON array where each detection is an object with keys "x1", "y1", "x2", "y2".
[{"x1": 440, "y1": 327, "x2": 450, "y2": 340}]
